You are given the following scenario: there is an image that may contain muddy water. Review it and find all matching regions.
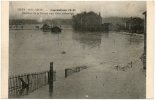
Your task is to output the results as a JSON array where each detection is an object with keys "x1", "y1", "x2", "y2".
[{"x1": 9, "y1": 28, "x2": 144, "y2": 76}]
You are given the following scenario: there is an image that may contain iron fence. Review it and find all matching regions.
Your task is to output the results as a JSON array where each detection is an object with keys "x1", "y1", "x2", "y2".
[
  {"x1": 9, "y1": 70, "x2": 56, "y2": 98},
  {"x1": 65, "y1": 66, "x2": 87, "y2": 78}
]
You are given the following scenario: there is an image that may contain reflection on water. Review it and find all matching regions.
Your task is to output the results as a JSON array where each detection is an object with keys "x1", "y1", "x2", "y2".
[
  {"x1": 72, "y1": 32, "x2": 102, "y2": 49},
  {"x1": 9, "y1": 29, "x2": 144, "y2": 75},
  {"x1": 127, "y1": 34, "x2": 144, "y2": 45}
]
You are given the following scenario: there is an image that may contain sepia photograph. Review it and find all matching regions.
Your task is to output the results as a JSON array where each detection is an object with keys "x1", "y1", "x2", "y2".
[{"x1": 8, "y1": 1, "x2": 146, "y2": 99}]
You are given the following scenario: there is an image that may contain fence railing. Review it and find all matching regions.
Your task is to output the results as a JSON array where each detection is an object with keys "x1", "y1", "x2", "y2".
[
  {"x1": 9, "y1": 62, "x2": 56, "y2": 98},
  {"x1": 9, "y1": 63, "x2": 89, "y2": 98},
  {"x1": 65, "y1": 66, "x2": 88, "y2": 78}
]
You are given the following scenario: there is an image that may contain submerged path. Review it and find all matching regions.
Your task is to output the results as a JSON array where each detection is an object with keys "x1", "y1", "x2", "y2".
[{"x1": 21, "y1": 60, "x2": 146, "y2": 99}]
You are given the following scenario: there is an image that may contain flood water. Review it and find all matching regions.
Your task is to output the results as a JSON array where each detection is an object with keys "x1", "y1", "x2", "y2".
[{"x1": 9, "y1": 28, "x2": 144, "y2": 76}]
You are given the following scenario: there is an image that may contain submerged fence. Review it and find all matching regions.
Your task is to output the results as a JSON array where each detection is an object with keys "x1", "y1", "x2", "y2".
[
  {"x1": 65, "y1": 66, "x2": 88, "y2": 78},
  {"x1": 9, "y1": 62, "x2": 56, "y2": 98}
]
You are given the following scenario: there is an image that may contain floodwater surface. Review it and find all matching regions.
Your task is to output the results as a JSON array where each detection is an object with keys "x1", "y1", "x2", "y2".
[
  {"x1": 9, "y1": 27, "x2": 145, "y2": 99},
  {"x1": 9, "y1": 28, "x2": 144, "y2": 76}
]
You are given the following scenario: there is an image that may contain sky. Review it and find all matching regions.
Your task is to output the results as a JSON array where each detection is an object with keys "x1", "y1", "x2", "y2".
[{"x1": 9, "y1": 1, "x2": 146, "y2": 21}]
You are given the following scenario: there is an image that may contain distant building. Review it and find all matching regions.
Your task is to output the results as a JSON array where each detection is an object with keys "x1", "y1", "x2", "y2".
[
  {"x1": 125, "y1": 17, "x2": 144, "y2": 33},
  {"x1": 41, "y1": 24, "x2": 51, "y2": 32},
  {"x1": 72, "y1": 11, "x2": 106, "y2": 32},
  {"x1": 101, "y1": 23, "x2": 110, "y2": 31},
  {"x1": 9, "y1": 24, "x2": 42, "y2": 30}
]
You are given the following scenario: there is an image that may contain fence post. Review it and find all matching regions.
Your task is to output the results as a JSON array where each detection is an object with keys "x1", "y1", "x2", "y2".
[
  {"x1": 65, "y1": 69, "x2": 67, "y2": 78},
  {"x1": 26, "y1": 74, "x2": 30, "y2": 94},
  {"x1": 49, "y1": 62, "x2": 53, "y2": 92}
]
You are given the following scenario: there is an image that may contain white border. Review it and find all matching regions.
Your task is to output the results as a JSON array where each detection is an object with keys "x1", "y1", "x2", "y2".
[{"x1": 1, "y1": 0, "x2": 154, "y2": 99}]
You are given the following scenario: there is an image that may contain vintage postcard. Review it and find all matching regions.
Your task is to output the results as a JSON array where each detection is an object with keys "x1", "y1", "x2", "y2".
[{"x1": 1, "y1": 1, "x2": 154, "y2": 99}]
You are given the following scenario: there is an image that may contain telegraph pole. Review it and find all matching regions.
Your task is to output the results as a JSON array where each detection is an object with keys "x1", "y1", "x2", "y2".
[{"x1": 143, "y1": 11, "x2": 146, "y2": 70}]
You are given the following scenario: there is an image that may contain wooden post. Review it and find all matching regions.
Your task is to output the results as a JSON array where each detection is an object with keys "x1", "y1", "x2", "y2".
[
  {"x1": 44, "y1": 72, "x2": 47, "y2": 85},
  {"x1": 35, "y1": 72, "x2": 37, "y2": 90},
  {"x1": 26, "y1": 74, "x2": 29, "y2": 94},
  {"x1": 49, "y1": 62, "x2": 53, "y2": 92},
  {"x1": 15, "y1": 75, "x2": 18, "y2": 95},
  {"x1": 65, "y1": 69, "x2": 67, "y2": 78},
  {"x1": 131, "y1": 61, "x2": 132, "y2": 68},
  {"x1": 36, "y1": 73, "x2": 38, "y2": 89},
  {"x1": 13, "y1": 75, "x2": 15, "y2": 95},
  {"x1": 9, "y1": 77, "x2": 11, "y2": 95}
]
